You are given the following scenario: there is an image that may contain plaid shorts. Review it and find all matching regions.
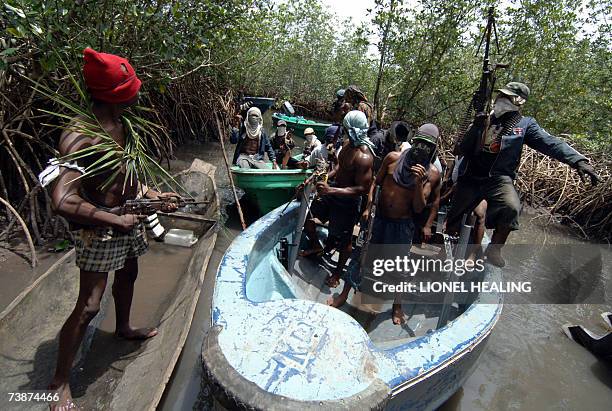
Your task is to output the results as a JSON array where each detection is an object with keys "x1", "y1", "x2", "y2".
[{"x1": 73, "y1": 223, "x2": 148, "y2": 272}]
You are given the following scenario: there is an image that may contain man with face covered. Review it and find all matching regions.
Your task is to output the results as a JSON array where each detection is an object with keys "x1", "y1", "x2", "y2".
[
  {"x1": 231, "y1": 106, "x2": 277, "y2": 169},
  {"x1": 302, "y1": 127, "x2": 322, "y2": 157},
  {"x1": 450, "y1": 82, "x2": 600, "y2": 267},
  {"x1": 300, "y1": 111, "x2": 374, "y2": 307},
  {"x1": 344, "y1": 85, "x2": 374, "y2": 126},
  {"x1": 271, "y1": 120, "x2": 298, "y2": 169},
  {"x1": 363, "y1": 124, "x2": 440, "y2": 323}
]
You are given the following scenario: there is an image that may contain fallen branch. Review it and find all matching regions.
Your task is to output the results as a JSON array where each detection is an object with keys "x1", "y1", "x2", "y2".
[{"x1": 0, "y1": 196, "x2": 37, "y2": 268}]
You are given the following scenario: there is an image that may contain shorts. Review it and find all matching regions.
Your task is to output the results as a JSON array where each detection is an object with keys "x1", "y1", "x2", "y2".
[
  {"x1": 370, "y1": 216, "x2": 415, "y2": 246},
  {"x1": 73, "y1": 223, "x2": 148, "y2": 272},
  {"x1": 310, "y1": 194, "x2": 360, "y2": 247},
  {"x1": 361, "y1": 216, "x2": 415, "y2": 286},
  {"x1": 447, "y1": 175, "x2": 520, "y2": 233}
]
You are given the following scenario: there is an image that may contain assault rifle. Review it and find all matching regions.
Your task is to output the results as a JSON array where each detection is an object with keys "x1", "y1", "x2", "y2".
[
  {"x1": 346, "y1": 185, "x2": 380, "y2": 290},
  {"x1": 280, "y1": 160, "x2": 328, "y2": 214},
  {"x1": 455, "y1": 7, "x2": 508, "y2": 156},
  {"x1": 109, "y1": 197, "x2": 209, "y2": 216}
]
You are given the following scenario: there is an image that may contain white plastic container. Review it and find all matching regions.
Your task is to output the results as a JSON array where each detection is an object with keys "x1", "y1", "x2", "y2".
[{"x1": 164, "y1": 229, "x2": 198, "y2": 247}]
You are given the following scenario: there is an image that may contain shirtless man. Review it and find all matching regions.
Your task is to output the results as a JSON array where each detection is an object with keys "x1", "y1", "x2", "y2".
[
  {"x1": 300, "y1": 111, "x2": 374, "y2": 307},
  {"x1": 366, "y1": 124, "x2": 440, "y2": 324},
  {"x1": 47, "y1": 48, "x2": 177, "y2": 410}
]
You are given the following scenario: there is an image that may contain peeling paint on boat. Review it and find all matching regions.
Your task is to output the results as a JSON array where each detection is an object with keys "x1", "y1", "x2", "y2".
[{"x1": 207, "y1": 202, "x2": 502, "y2": 409}]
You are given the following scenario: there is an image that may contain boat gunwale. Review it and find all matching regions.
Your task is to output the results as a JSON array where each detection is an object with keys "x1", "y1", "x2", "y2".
[
  {"x1": 230, "y1": 165, "x2": 313, "y2": 175},
  {"x1": 210, "y1": 201, "x2": 502, "y2": 401},
  {"x1": 389, "y1": 302, "x2": 502, "y2": 397},
  {"x1": 271, "y1": 112, "x2": 332, "y2": 128},
  {"x1": 0, "y1": 249, "x2": 75, "y2": 323}
]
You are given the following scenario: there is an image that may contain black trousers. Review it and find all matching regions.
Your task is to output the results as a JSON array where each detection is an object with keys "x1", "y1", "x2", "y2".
[{"x1": 447, "y1": 175, "x2": 521, "y2": 233}]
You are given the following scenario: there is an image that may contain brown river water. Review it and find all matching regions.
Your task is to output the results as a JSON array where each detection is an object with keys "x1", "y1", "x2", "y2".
[{"x1": 158, "y1": 140, "x2": 611, "y2": 411}]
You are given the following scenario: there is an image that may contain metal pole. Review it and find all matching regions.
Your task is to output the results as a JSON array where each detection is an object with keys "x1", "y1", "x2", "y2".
[{"x1": 288, "y1": 183, "x2": 313, "y2": 272}]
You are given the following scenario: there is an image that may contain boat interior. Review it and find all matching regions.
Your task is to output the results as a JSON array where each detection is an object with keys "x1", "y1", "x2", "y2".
[{"x1": 246, "y1": 223, "x2": 487, "y2": 351}]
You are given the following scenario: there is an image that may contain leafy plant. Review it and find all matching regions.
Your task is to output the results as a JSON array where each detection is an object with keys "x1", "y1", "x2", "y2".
[{"x1": 31, "y1": 61, "x2": 184, "y2": 194}]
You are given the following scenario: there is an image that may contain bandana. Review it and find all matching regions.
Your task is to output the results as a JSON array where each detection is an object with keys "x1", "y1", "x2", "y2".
[
  {"x1": 305, "y1": 134, "x2": 320, "y2": 146},
  {"x1": 493, "y1": 96, "x2": 519, "y2": 118},
  {"x1": 244, "y1": 107, "x2": 263, "y2": 140},
  {"x1": 392, "y1": 123, "x2": 439, "y2": 188},
  {"x1": 82, "y1": 48, "x2": 141, "y2": 104},
  {"x1": 342, "y1": 110, "x2": 375, "y2": 155}
]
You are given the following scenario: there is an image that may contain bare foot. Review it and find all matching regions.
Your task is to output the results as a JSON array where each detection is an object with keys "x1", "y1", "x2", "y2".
[
  {"x1": 326, "y1": 292, "x2": 348, "y2": 308},
  {"x1": 392, "y1": 304, "x2": 405, "y2": 325},
  {"x1": 484, "y1": 246, "x2": 505, "y2": 267},
  {"x1": 325, "y1": 274, "x2": 340, "y2": 288},
  {"x1": 299, "y1": 246, "x2": 323, "y2": 258},
  {"x1": 48, "y1": 383, "x2": 80, "y2": 410},
  {"x1": 115, "y1": 327, "x2": 158, "y2": 340}
]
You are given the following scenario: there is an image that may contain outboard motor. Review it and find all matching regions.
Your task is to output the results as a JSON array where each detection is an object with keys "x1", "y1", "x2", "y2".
[{"x1": 282, "y1": 101, "x2": 295, "y2": 116}]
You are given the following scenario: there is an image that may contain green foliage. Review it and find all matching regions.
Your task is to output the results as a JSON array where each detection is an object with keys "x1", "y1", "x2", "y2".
[
  {"x1": 0, "y1": 0, "x2": 610, "y2": 241},
  {"x1": 32, "y1": 72, "x2": 182, "y2": 193},
  {"x1": 369, "y1": 0, "x2": 610, "y2": 156}
]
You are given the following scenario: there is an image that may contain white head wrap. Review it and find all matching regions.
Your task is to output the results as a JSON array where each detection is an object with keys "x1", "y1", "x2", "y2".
[{"x1": 244, "y1": 107, "x2": 263, "y2": 139}]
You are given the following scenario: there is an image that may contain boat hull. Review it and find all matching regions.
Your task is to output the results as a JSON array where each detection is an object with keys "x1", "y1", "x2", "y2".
[
  {"x1": 272, "y1": 113, "x2": 332, "y2": 139},
  {"x1": 231, "y1": 165, "x2": 311, "y2": 214},
  {"x1": 202, "y1": 202, "x2": 502, "y2": 410}
]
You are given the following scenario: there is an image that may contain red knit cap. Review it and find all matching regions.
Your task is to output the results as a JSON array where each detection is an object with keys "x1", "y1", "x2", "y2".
[{"x1": 82, "y1": 48, "x2": 141, "y2": 104}]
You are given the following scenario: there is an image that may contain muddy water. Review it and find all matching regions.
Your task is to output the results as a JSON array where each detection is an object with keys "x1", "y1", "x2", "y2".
[
  {"x1": 161, "y1": 139, "x2": 611, "y2": 410},
  {"x1": 441, "y1": 216, "x2": 612, "y2": 411}
]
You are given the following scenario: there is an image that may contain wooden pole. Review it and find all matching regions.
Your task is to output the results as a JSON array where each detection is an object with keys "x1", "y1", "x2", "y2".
[{"x1": 214, "y1": 114, "x2": 247, "y2": 230}]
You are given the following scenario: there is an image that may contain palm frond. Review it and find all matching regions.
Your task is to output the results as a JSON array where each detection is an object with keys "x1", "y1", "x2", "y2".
[{"x1": 31, "y1": 63, "x2": 187, "y2": 195}]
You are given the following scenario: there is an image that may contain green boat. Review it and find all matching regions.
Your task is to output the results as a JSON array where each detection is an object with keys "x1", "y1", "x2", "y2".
[
  {"x1": 272, "y1": 113, "x2": 332, "y2": 140},
  {"x1": 231, "y1": 164, "x2": 312, "y2": 215}
]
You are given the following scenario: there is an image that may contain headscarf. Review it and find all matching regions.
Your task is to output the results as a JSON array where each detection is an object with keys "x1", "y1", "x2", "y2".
[
  {"x1": 493, "y1": 96, "x2": 520, "y2": 118},
  {"x1": 244, "y1": 107, "x2": 263, "y2": 140},
  {"x1": 82, "y1": 48, "x2": 141, "y2": 104},
  {"x1": 392, "y1": 123, "x2": 439, "y2": 189},
  {"x1": 342, "y1": 110, "x2": 375, "y2": 156}
]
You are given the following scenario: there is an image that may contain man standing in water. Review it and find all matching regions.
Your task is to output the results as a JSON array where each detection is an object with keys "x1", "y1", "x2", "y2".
[
  {"x1": 300, "y1": 111, "x2": 374, "y2": 306},
  {"x1": 231, "y1": 106, "x2": 278, "y2": 169},
  {"x1": 450, "y1": 82, "x2": 599, "y2": 267},
  {"x1": 48, "y1": 48, "x2": 178, "y2": 409},
  {"x1": 365, "y1": 124, "x2": 440, "y2": 323}
]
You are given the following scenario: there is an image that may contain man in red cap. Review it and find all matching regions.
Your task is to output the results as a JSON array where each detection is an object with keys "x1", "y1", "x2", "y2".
[{"x1": 47, "y1": 48, "x2": 177, "y2": 410}]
